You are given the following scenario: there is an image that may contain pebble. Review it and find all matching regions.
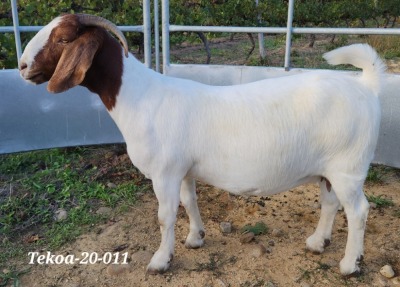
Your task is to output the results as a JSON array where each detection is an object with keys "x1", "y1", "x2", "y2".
[
  {"x1": 240, "y1": 232, "x2": 255, "y2": 244},
  {"x1": 271, "y1": 228, "x2": 284, "y2": 237},
  {"x1": 268, "y1": 240, "x2": 275, "y2": 246},
  {"x1": 380, "y1": 264, "x2": 395, "y2": 278},
  {"x1": 106, "y1": 263, "x2": 131, "y2": 276},
  {"x1": 107, "y1": 182, "x2": 117, "y2": 189},
  {"x1": 96, "y1": 207, "x2": 112, "y2": 216},
  {"x1": 54, "y1": 208, "x2": 68, "y2": 221},
  {"x1": 220, "y1": 222, "x2": 232, "y2": 234},
  {"x1": 250, "y1": 243, "x2": 267, "y2": 258},
  {"x1": 2, "y1": 268, "x2": 10, "y2": 274}
]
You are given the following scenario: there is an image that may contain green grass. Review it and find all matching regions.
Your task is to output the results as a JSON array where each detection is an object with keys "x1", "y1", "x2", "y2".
[
  {"x1": 0, "y1": 266, "x2": 30, "y2": 287},
  {"x1": 366, "y1": 165, "x2": 386, "y2": 184},
  {"x1": 0, "y1": 145, "x2": 147, "y2": 267},
  {"x1": 366, "y1": 194, "x2": 395, "y2": 208},
  {"x1": 240, "y1": 221, "x2": 269, "y2": 235}
]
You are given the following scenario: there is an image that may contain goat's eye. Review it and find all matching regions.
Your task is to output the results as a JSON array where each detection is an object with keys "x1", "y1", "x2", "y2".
[{"x1": 59, "y1": 38, "x2": 69, "y2": 44}]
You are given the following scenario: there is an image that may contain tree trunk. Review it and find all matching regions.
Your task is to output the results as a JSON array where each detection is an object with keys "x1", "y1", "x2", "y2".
[
  {"x1": 308, "y1": 34, "x2": 316, "y2": 48},
  {"x1": 196, "y1": 32, "x2": 211, "y2": 64},
  {"x1": 246, "y1": 33, "x2": 255, "y2": 59}
]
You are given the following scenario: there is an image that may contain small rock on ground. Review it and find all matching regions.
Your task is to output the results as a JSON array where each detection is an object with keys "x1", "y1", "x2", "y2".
[
  {"x1": 54, "y1": 208, "x2": 68, "y2": 221},
  {"x1": 107, "y1": 182, "x2": 117, "y2": 189},
  {"x1": 219, "y1": 222, "x2": 232, "y2": 233},
  {"x1": 250, "y1": 243, "x2": 267, "y2": 258},
  {"x1": 96, "y1": 207, "x2": 112, "y2": 216},
  {"x1": 240, "y1": 232, "x2": 255, "y2": 244},
  {"x1": 271, "y1": 228, "x2": 284, "y2": 237},
  {"x1": 380, "y1": 264, "x2": 395, "y2": 279}
]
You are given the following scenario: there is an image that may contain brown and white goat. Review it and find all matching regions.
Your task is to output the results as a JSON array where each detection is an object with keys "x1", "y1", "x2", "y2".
[{"x1": 20, "y1": 14, "x2": 385, "y2": 275}]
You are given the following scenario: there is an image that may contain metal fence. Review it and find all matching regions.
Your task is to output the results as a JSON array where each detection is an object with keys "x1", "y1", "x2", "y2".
[
  {"x1": 3, "y1": 0, "x2": 400, "y2": 72},
  {"x1": 161, "y1": 0, "x2": 400, "y2": 72},
  {"x1": 1, "y1": 0, "x2": 400, "y2": 168}
]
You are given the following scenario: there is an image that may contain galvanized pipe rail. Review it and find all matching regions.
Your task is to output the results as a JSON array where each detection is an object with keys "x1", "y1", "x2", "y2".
[{"x1": 161, "y1": 0, "x2": 400, "y2": 72}]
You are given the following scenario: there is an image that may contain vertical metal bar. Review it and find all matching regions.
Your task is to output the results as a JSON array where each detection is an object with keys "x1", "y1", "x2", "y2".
[
  {"x1": 154, "y1": 0, "x2": 160, "y2": 72},
  {"x1": 255, "y1": 0, "x2": 265, "y2": 59},
  {"x1": 143, "y1": 0, "x2": 151, "y2": 68},
  {"x1": 284, "y1": 0, "x2": 294, "y2": 71},
  {"x1": 11, "y1": 0, "x2": 22, "y2": 68},
  {"x1": 161, "y1": 0, "x2": 170, "y2": 74}
]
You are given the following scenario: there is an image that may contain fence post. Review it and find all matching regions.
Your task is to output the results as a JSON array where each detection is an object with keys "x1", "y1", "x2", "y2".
[
  {"x1": 11, "y1": 0, "x2": 22, "y2": 68},
  {"x1": 154, "y1": 0, "x2": 160, "y2": 72},
  {"x1": 143, "y1": 0, "x2": 152, "y2": 68},
  {"x1": 284, "y1": 0, "x2": 294, "y2": 71},
  {"x1": 161, "y1": 0, "x2": 170, "y2": 73}
]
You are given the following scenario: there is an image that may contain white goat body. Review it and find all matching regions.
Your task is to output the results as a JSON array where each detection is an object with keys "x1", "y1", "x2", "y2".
[
  {"x1": 19, "y1": 14, "x2": 385, "y2": 276},
  {"x1": 115, "y1": 61, "x2": 380, "y2": 195}
]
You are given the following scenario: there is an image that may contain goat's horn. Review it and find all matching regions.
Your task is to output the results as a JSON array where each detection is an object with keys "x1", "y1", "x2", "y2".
[{"x1": 76, "y1": 14, "x2": 129, "y2": 58}]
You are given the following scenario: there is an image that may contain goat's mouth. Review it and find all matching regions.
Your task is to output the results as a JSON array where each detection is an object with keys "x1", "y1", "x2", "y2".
[{"x1": 24, "y1": 72, "x2": 47, "y2": 84}]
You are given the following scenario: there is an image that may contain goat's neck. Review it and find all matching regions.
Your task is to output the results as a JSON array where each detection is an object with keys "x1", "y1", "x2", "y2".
[{"x1": 81, "y1": 34, "x2": 157, "y2": 113}]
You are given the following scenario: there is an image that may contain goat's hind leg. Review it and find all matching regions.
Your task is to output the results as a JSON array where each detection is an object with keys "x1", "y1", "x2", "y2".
[
  {"x1": 306, "y1": 178, "x2": 341, "y2": 253},
  {"x1": 330, "y1": 174, "x2": 369, "y2": 276},
  {"x1": 180, "y1": 177, "x2": 205, "y2": 249}
]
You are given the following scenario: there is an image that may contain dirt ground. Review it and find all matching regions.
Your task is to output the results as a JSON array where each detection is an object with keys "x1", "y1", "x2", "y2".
[{"x1": 16, "y1": 167, "x2": 400, "y2": 287}]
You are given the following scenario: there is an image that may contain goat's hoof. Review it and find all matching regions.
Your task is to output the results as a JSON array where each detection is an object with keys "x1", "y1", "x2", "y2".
[
  {"x1": 184, "y1": 240, "x2": 204, "y2": 249},
  {"x1": 306, "y1": 235, "x2": 330, "y2": 254},
  {"x1": 146, "y1": 266, "x2": 169, "y2": 275},
  {"x1": 184, "y1": 230, "x2": 205, "y2": 249},
  {"x1": 146, "y1": 260, "x2": 172, "y2": 275},
  {"x1": 340, "y1": 258, "x2": 361, "y2": 277},
  {"x1": 146, "y1": 252, "x2": 173, "y2": 275}
]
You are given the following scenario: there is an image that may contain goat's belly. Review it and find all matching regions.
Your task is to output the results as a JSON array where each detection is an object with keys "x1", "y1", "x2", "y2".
[{"x1": 189, "y1": 164, "x2": 320, "y2": 196}]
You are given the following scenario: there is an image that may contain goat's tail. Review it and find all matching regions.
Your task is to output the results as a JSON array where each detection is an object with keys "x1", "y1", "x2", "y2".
[{"x1": 323, "y1": 43, "x2": 386, "y2": 96}]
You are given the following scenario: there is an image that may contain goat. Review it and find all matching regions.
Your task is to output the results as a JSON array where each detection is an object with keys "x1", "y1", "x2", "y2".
[{"x1": 19, "y1": 14, "x2": 385, "y2": 276}]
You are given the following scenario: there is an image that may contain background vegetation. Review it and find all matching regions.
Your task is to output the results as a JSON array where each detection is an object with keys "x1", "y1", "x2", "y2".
[{"x1": 1, "y1": 0, "x2": 400, "y2": 68}]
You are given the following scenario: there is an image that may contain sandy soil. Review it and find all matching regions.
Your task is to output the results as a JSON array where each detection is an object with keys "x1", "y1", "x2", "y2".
[{"x1": 17, "y1": 166, "x2": 400, "y2": 287}]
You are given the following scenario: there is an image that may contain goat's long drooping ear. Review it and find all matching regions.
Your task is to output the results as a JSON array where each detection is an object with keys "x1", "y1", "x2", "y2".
[{"x1": 47, "y1": 37, "x2": 100, "y2": 93}]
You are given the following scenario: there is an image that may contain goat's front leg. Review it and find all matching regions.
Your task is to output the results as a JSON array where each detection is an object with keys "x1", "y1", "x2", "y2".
[
  {"x1": 180, "y1": 177, "x2": 205, "y2": 249},
  {"x1": 147, "y1": 178, "x2": 181, "y2": 274}
]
